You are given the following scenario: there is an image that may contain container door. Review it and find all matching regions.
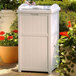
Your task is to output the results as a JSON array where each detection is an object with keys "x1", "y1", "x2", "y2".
[
  {"x1": 19, "y1": 14, "x2": 47, "y2": 36},
  {"x1": 19, "y1": 37, "x2": 47, "y2": 71},
  {"x1": 19, "y1": 14, "x2": 48, "y2": 72}
]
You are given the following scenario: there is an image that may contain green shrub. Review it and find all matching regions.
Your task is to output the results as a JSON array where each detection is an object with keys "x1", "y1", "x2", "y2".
[
  {"x1": 59, "y1": 12, "x2": 69, "y2": 32},
  {"x1": 0, "y1": 0, "x2": 24, "y2": 10},
  {"x1": 0, "y1": 3, "x2": 3, "y2": 10},
  {"x1": 69, "y1": 2, "x2": 76, "y2": 12},
  {"x1": 60, "y1": 11, "x2": 76, "y2": 32},
  {"x1": 36, "y1": 1, "x2": 76, "y2": 12},
  {"x1": 36, "y1": 1, "x2": 71, "y2": 11}
]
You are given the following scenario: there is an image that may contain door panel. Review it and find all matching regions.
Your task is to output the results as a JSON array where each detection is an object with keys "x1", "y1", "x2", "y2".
[
  {"x1": 20, "y1": 36, "x2": 47, "y2": 71},
  {"x1": 19, "y1": 15, "x2": 47, "y2": 35}
]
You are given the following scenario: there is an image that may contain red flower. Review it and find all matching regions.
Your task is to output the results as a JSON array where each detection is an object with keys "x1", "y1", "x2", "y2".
[
  {"x1": 68, "y1": 21, "x2": 71, "y2": 27},
  {"x1": 68, "y1": 24, "x2": 71, "y2": 28},
  {"x1": 59, "y1": 32, "x2": 69, "y2": 37},
  {"x1": 68, "y1": 21, "x2": 71, "y2": 24},
  {"x1": 13, "y1": 30, "x2": 18, "y2": 33},
  {"x1": 0, "y1": 36, "x2": 5, "y2": 40},
  {"x1": 0, "y1": 31, "x2": 5, "y2": 35},
  {"x1": 7, "y1": 36, "x2": 13, "y2": 40}
]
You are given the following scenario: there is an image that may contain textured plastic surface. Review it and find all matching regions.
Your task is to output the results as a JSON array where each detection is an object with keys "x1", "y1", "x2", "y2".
[
  {"x1": 18, "y1": 4, "x2": 60, "y2": 13},
  {"x1": 18, "y1": 4, "x2": 60, "y2": 74}
]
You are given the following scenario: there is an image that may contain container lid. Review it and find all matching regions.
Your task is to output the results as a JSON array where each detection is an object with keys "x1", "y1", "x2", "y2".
[{"x1": 18, "y1": 4, "x2": 60, "y2": 14}]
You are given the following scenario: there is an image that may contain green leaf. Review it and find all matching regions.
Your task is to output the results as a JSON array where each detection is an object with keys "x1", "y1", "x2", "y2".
[
  {"x1": 61, "y1": 52, "x2": 64, "y2": 55},
  {"x1": 67, "y1": 68, "x2": 71, "y2": 72},
  {"x1": 56, "y1": 60, "x2": 60, "y2": 63},
  {"x1": 64, "y1": 73, "x2": 70, "y2": 76},
  {"x1": 71, "y1": 70, "x2": 74, "y2": 73},
  {"x1": 71, "y1": 64, "x2": 74, "y2": 68},
  {"x1": 56, "y1": 50, "x2": 60, "y2": 53},
  {"x1": 56, "y1": 69, "x2": 61, "y2": 73},
  {"x1": 72, "y1": 58, "x2": 76, "y2": 63},
  {"x1": 64, "y1": 68, "x2": 67, "y2": 71},
  {"x1": 62, "y1": 59, "x2": 66, "y2": 63},
  {"x1": 60, "y1": 62, "x2": 63, "y2": 65},
  {"x1": 60, "y1": 73, "x2": 64, "y2": 76},
  {"x1": 66, "y1": 56, "x2": 72, "y2": 60}
]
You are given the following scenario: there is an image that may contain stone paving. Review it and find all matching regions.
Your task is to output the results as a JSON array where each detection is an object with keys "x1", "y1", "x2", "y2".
[
  {"x1": 0, "y1": 60, "x2": 59, "y2": 76},
  {"x1": 0, "y1": 59, "x2": 76, "y2": 76}
]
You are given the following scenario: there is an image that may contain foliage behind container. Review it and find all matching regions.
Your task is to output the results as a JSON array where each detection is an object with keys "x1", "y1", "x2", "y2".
[
  {"x1": 0, "y1": 0, "x2": 24, "y2": 10},
  {"x1": 36, "y1": 1, "x2": 76, "y2": 12},
  {"x1": 69, "y1": 2, "x2": 76, "y2": 12},
  {"x1": 60, "y1": 11, "x2": 76, "y2": 32},
  {"x1": 36, "y1": 1, "x2": 71, "y2": 11}
]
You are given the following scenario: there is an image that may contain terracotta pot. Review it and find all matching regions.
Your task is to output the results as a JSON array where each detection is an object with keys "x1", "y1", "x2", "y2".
[{"x1": 0, "y1": 46, "x2": 18, "y2": 63}]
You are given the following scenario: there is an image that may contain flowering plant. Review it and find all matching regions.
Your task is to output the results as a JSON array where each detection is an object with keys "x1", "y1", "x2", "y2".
[
  {"x1": 56, "y1": 21, "x2": 76, "y2": 76},
  {"x1": 0, "y1": 30, "x2": 18, "y2": 46}
]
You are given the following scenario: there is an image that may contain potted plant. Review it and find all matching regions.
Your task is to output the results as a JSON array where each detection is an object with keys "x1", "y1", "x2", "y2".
[{"x1": 0, "y1": 30, "x2": 18, "y2": 63}]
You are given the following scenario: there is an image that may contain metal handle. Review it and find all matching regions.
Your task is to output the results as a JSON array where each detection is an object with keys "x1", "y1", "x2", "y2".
[{"x1": 30, "y1": 13, "x2": 39, "y2": 16}]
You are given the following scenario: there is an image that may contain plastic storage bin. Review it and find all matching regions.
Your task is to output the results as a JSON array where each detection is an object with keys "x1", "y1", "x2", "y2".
[{"x1": 18, "y1": 4, "x2": 60, "y2": 74}]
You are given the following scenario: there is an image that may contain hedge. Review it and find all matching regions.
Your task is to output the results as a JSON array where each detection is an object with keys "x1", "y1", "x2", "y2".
[
  {"x1": 60, "y1": 11, "x2": 76, "y2": 32},
  {"x1": 36, "y1": 1, "x2": 76, "y2": 12},
  {"x1": 0, "y1": 0, "x2": 24, "y2": 10},
  {"x1": 69, "y1": 2, "x2": 76, "y2": 12}
]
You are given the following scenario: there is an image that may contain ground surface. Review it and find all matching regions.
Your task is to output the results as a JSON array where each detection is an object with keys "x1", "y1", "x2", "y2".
[
  {"x1": 0, "y1": 59, "x2": 76, "y2": 76},
  {"x1": 0, "y1": 60, "x2": 59, "y2": 76}
]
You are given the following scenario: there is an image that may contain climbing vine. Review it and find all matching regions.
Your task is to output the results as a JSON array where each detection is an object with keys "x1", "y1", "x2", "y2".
[{"x1": 56, "y1": 21, "x2": 76, "y2": 76}]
